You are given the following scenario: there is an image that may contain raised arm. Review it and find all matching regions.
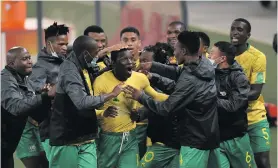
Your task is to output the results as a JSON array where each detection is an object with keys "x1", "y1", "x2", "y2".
[
  {"x1": 149, "y1": 73, "x2": 176, "y2": 94},
  {"x1": 150, "y1": 62, "x2": 183, "y2": 81},
  {"x1": 138, "y1": 77, "x2": 196, "y2": 116}
]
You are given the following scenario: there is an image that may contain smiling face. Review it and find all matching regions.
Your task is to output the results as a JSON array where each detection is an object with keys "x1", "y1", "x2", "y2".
[
  {"x1": 230, "y1": 21, "x2": 250, "y2": 46},
  {"x1": 167, "y1": 24, "x2": 184, "y2": 48},
  {"x1": 114, "y1": 50, "x2": 134, "y2": 81}
]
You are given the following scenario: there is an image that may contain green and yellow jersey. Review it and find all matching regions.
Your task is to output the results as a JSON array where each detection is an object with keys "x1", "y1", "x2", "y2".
[
  {"x1": 235, "y1": 44, "x2": 267, "y2": 125},
  {"x1": 93, "y1": 70, "x2": 168, "y2": 133}
]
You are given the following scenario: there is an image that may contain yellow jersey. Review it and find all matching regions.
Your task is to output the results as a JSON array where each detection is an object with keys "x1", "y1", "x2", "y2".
[
  {"x1": 93, "y1": 70, "x2": 168, "y2": 132},
  {"x1": 234, "y1": 44, "x2": 267, "y2": 125}
]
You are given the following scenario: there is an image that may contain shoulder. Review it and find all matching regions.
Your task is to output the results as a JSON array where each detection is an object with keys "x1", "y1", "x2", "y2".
[
  {"x1": 131, "y1": 71, "x2": 149, "y2": 82},
  {"x1": 94, "y1": 70, "x2": 113, "y2": 83},
  {"x1": 248, "y1": 45, "x2": 266, "y2": 60}
]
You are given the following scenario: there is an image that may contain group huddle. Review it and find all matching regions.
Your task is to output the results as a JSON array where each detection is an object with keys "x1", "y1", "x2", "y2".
[{"x1": 1, "y1": 18, "x2": 271, "y2": 168}]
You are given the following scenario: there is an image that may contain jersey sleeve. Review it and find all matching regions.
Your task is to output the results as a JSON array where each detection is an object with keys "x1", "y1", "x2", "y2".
[
  {"x1": 250, "y1": 53, "x2": 266, "y2": 84},
  {"x1": 140, "y1": 74, "x2": 169, "y2": 101}
]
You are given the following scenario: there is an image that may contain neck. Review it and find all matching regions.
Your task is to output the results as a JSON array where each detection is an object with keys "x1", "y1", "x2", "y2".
[
  {"x1": 186, "y1": 55, "x2": 200, "y2": 63},
  {"x1": 46, "y1": 47, "x2": 52, "y2": 55},
  {"x1": 112, "y1": 69, "x2": 127, "y2": 82},
  {"x1": 133, "y1": 53, "x2": 139, "y2": 62},
  {"x1": 218, "y1": 62, "x2": 230, "y2": 69},
  {"x1": 235, "y1": 43, "x2": 248, "y2": 56}
]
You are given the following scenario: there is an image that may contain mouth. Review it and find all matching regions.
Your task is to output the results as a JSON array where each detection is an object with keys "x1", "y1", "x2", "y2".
[
  {"x1": 126, "y1": 66, "x2": 133, "y2": 75},
  {"x1": 231, "y1": 37, "x2": 239, "y2": 43}
]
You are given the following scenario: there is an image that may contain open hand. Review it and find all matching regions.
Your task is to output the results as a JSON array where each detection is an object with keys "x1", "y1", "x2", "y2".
[
  {"x1": 103, "y1": 106, "x2": 118, "y2": 118},
  {"x1": 123, "y1": 85, "x2": 143, "y2": 100},
  {"x1": 112, "y1": 83, "x2": 124, "y2": 97}
]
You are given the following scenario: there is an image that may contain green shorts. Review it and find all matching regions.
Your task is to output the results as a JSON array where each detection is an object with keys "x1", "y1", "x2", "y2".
[
  {"x1": 98, "y1": 129, "x2": 139, "y2": 168},
  {"x1": 136, "y1": 123, "x2": 148, "y2": 158},
  {"x1": 180, "y1": 146, "x2": 221, "y2": 168},
  {"x1": 48, "y1": 141, "x2": 97, "y2": 168},
  {"x1": 41, "y1": 139, "x2": 51, "y2": 161},
  {"x1": 15, "y1": 121, "x2": 44, "y2": 159},
  {"x1": 219, "y1": 133, "x2": 257, "y2": 168},
  {"x1": 140, "y1": 143, "x2": 179, "y2": 168},
  {"x1": 248, "y1": 119, "x2": 271, "y2": 153}
]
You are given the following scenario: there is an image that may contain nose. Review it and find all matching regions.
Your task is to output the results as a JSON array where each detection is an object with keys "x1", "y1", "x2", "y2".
[
  {"x1": 97, "y1": 42, "x2": 103, "y2": 49},
  {"x1": 61, "y1": 45, "x2": 67, "y2": 51}
]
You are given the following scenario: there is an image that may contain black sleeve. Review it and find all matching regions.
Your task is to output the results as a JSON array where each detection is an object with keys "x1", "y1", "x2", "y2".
[
  {"x1": 28, "y1": 64, "x2": 47, "y2": 93},
  {"x1": 150, "y1": 73, "x2": 176, "y2": 94},
  {"x1": 138, "y1": 77, "x2": 196, "y2": 116},
  {"x1": 60, "y1": 64, "x2": 105, "y2": 112},
  {"x1": 150, "y1": 62, "x2": 182, "y2": 81},
  {"x1": 217, "y1": 73, "x2": 250, "y2": 113},
  {"x1": 137, "y1": 107, "x2": 149, "y2": 121},
  {"x1": 1, "y1": 74, "x2": 43, "y2": 117}
]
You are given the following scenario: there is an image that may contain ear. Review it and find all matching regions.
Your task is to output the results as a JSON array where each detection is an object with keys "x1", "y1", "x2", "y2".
[
  {"x1": 138, "y1": 40, "x2": 142, "y2": 48},
  {"x1": 247, "y1": 32, "x2": 251, "y2": 40},
  {"x1": 181, "y1": 48, "x2": 187, "y2": 56}
]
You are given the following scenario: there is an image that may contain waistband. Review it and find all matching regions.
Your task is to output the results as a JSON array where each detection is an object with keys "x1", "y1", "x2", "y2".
[{"x1": 100, "y1": 129, "x2": 136, "y2": 136}]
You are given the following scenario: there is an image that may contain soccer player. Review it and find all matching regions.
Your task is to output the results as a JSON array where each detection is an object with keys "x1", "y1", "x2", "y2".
[
  {"x1": 120, "y1": 26, "x2": 150, "y2": 158},
  {"x1": 142, "y1": 42, "x2": 176, "y2": 66},
  {"x1": 209, "y1": 41, "x2": 257, "y2": 168},
  {"x1": 1, "y1": 47, "x2": 55, "y2": 168},
  {"x1": 166, "y1": 21, "x2": 187, "y2": 48},
  {"x1": 93, "y1": 48, "x2": 168, "y2": 168},
  {"x1": 84, "y1": 25, "x2": 109, "y2": 70},
  {"x1": 124, "y1": 31, "x2": 220, "y2": 168},
  {"x1": 197, "y1": 31, "x2": 210, "y2": 58},
  {"x1": 48, "y1": 36, "x2": 123, "y2": 168},
  {"x1": 230, "y1": 18, "x2": 271, "y2": 168},
  {"x1": 25, "y1": 22, "x2": 69, "y2": 165}
]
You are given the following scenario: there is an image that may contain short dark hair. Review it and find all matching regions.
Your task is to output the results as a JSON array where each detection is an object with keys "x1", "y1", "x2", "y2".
[
  {"x1": 83, "y1": 25, "x2": 104, "y2": 35},
  {"x1": 44, "y1": 22, "x2": 69, "y2": 42},
  {"x1": 120, "y1": 26, "x2": 140, "y2": 38},
  {"x1": 177, "y1": 31, "x2": 200, "y2": 55},
  {"x1": 142, "y1": 42, "x2": 174, "y2": 64},
  {"x1": 73, "y1": 35, "x2": 96, "y2": 56},
  {"x1": 233, "y1": 18, "x2": 251, "y2": 33},
  {"x1": 214, "y1": 41, "x2": 236, "y2": 65},
  {"x1": 169, "y1": 21, "x2": 187, "y2": 31},
  {"x1": 111, "y1": 48, "x2": 129, "y2": 62},
  {"x1": 197, "y1": 32, "x2": 210, "y2": 47}
]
